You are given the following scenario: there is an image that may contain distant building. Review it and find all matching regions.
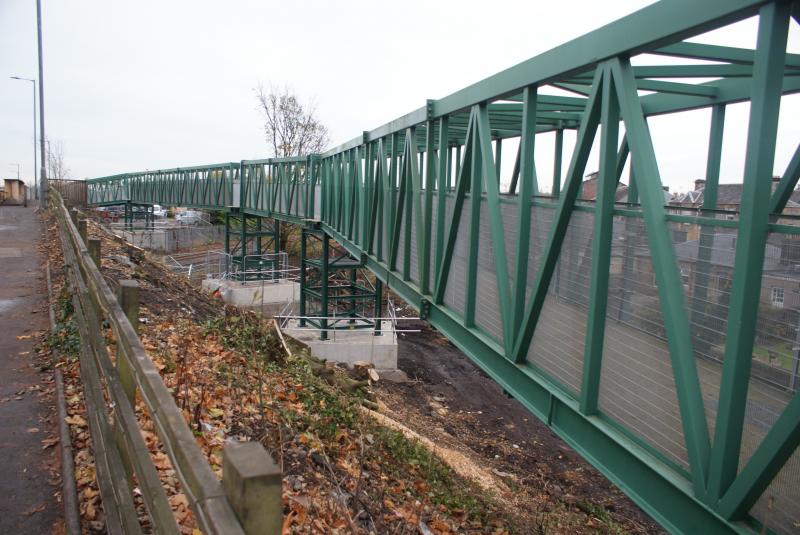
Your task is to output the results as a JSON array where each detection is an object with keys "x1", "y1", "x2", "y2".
[
  {"x1": 579, "y1": 171, "x2": 672, "y2": 204},
  {"x1": 672, "y1": 177, "x2": 800, "y2": 214},
  {"x1": 0, "y1": 179, "x2": 28, "y2": 206}
]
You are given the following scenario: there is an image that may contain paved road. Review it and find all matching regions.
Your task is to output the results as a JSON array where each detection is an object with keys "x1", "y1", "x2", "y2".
[{"x1": 0, "y1": 204, "x2": 61, "y2": 534}]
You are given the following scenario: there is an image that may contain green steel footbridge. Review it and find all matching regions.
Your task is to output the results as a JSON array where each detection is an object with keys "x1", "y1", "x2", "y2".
[{"x1": 86, "y1": 1, "x2": 800, "y2": 532}]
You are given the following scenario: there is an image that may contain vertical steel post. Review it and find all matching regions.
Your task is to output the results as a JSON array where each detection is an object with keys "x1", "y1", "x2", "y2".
[
  {"x1": 255, "y1": 217, "x2": 262, "y2": 256},
  {"x1": 349, "y1": 268, "x2": 357, "y2": 324},
  {"x1": 611, "y1": 55, "x2": 711, "y2": 496},
  {"x1": 374, "y1": 278, "x2": 383, "y2": 336},
  {"x1": 240, "y1": 211, "x2": 247, "y2": 279},
  {"x1": 320, "y1": 233, "x2": 329, "y2": 341},
  {"x1": 708, "y1": 2, "x2": 790, "y2": 502},
  {"x1": 299, "y1": 228, "x2": 307, "y2": 328},
  {"x1": 512, "y1": 86, "x2": 538, "y2": 337},
  {"x1": 465, "y1": 112, "x2": 482, "y2": 328},
  {"x1": 422, "y1": 119, "x2": 435, "y2": 295},
  {"x1": 690, "y1": 104, "x2": 725, "y2": 356},
  {"x1": 435, "y1": 118, "x2": 449, "y2": 276},
  {"x1": 513, "y1": 69, "x2": 604, "y2": 363},
  {"x1": 580, "y1": 66, "x2": 619, "y2": 415},
  {"x1": 552, "y1": 127, "x2": 563, "y2": 197},
  {"x1": 494, "y1": 138, "x2": 502, "y2": 183}
]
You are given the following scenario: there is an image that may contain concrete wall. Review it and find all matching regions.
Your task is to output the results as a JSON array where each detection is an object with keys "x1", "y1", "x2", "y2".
[
  {"x1": 121, "y1": 225, "x2": 225, "y2": 253},
  {"x1": 1, "y1": 180, "x2": 28, "y2": 205}
]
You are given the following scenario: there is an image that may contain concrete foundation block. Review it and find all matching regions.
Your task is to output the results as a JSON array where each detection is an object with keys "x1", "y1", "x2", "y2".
[
  {"x1": 284, "y1": 320, "x2": 398, "y2": 371},
  {"x1": 201, "y1": 278, "x2": 300, "y2": 316}
]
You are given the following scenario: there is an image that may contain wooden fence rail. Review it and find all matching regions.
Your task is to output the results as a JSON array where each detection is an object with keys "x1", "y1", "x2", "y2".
[{"x1": 51, "y1": 189, "x2": 282, "y2": 534}]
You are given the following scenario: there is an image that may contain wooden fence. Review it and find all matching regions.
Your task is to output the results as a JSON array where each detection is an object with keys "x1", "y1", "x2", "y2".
[
  {"x1": 52, "y1": 189, "x2": 281, "y2": 535},
  {"x1": 51, "y1": 179, "x2": 88, "y2": 207}
]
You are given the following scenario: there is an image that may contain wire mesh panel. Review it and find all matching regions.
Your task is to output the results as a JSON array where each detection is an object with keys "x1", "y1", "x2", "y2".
[
  {"x1": 668, "y1": 220, "x2": 735, "y2": 439},
  {"x1": 525, "y1": 210, "x2": 594, "y2": 396},
  {"x1": 500, "y1": 199, "x2": 519, "y2": 288},
  {"x1": 408, "y1": 192, "x2": 420, "y2": 285},
  {"x1": 313, "y1": 184, "x2": 322, "y2": 220},
  {"x1": 741, "y1": 232, "x2": 800, "y2": 535},
  {"x1": 474, "y1": 197, "x2": 503, "y2": 343},
  {"x1": 526, "y1": 202, "x2": 556, "y2": 298},
  {"x1": 599, "y1": 215, "x2": 689, "y2": 470},
  {"x1": 394, "y1": 187, "x2": 406, "y2": 277},
  {"x1": 443, "y1": 195, "x2": 468, "y2": 317}
]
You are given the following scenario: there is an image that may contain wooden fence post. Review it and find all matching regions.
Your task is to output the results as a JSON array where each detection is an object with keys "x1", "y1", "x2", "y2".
[
  {"x1": 222, "y1": 441, "x2": 282, "y2": 535},
  {"x1": 116, "y1": 280, "x2": 139, "y2": 404},
  {"x1": 88, "y1": 238, "x2": 101, "y2": 268},
  {"x1": 78, "y1": 219, "x2": 88, "y2": 244}
]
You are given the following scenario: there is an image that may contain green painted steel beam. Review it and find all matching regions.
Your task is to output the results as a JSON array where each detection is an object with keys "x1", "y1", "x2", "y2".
[
  {"x1": 654, "y1": 41, "x2": 800, "y2": 68},
  {"x1": 432, "y1": 0, "x2": 768, "y2": 116},
  {"x1": 769, "y1": 143, "x2": 800, "y2": 214},
  {"x1": 717, "y1": 390, "x2": 800, "y2": 519},
  {"x1": 83, "y1": 4, "x2": 800, "y2": 533},
  {"x1": 511, "y1": 86, "x2": 538, "y2": 340},
  {"x1": 707, "y1": 1, "x2": 791, "y2": 503},
  {"x1": 611, "y1": 55, "x2": 711, "y2": 497},
  {"x1": 635, "y1": 78, "x2": 718, "y2": 97},
  {"x1": 512, "y1": 68, "x2": 604, "y2": 363},
  {"x1": 322, "y1": 220, "x2": 745, "y2": 535},
  {"x1": 580, "y1": 65, "x2": 619, "y2": 415}
]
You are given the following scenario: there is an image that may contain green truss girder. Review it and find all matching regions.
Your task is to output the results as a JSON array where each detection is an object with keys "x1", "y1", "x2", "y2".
[{"x1": 85, "y1": 2, "x2": 800, "y2": 533}]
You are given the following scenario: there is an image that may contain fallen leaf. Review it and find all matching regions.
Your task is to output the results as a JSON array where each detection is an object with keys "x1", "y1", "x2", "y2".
[
  {"x1": 65, "y1": 415, "x2": 87, "y2": 427},
  {"x1": 27, "y1": 427, "x2": 39, "y2": 433},
  {"x1": 21, "y1": 503, "x2": 46, "y2": 516},
  {"x1": 41, "y1": 437, "x2": 59, "y2": 449},
  {"x1": 16, "y1": 335, "x2": 32, "y2": 340}
]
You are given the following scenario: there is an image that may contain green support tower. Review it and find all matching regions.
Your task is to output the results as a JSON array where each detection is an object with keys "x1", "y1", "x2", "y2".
[{"x1": 300, "y1": 225, "x2": 382, "y2": 340}]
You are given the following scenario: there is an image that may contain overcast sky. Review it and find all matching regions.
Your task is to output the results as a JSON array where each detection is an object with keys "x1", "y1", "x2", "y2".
[{"x1": 1, "y1": 1, "x2": 799, "y2": 194}]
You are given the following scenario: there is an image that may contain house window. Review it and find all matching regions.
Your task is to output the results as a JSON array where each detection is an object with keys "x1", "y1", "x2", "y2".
[
  {"x1": 680, "y1": 267, "x2": 690, "y2": 286},
  {"x1": 771, "y1": 287, "x2": 785, "y2": 308}
]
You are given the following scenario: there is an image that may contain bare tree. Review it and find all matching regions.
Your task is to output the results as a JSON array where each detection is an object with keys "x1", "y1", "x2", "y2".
[
  {"x1": 46, "y1": 139, "x2": 70, "y2": 181},
  {"x1": 255, "y1": 84, "x2": 329, "y2": 157}
]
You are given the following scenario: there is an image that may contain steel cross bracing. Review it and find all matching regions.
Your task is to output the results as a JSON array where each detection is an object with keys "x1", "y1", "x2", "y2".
[{"x1": 87, "y1": 1, "x2": 800, "y2": 533}]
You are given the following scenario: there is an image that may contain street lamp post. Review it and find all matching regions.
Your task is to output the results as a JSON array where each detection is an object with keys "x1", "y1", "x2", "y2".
[
  {"x1": 10, "y1": 76, "x2": 37, "y2": 200},
  {"x1": 36, "y1": 0, "x2": 47, "y2": 206}
]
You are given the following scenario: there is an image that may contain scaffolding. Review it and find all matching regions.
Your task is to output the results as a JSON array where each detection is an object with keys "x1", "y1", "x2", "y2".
[
  {"x1": 300, "y1": 225, "x2": 382, "y2": 340},
  {"x1": 224, "y1": 209, "x2": 282, "y2": 281}
]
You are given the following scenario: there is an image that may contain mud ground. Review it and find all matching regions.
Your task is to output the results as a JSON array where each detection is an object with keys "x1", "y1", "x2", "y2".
[{"x1": 377, "y1": 319, "x2": 664, "y2": 534}]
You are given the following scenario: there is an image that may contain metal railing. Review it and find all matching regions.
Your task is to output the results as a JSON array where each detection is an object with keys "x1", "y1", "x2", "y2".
[
  {"x1": 163, "y1": 250, "x2": 300, "y2": 284},
  {"x1": 276, "y1": 297, "x2": 419, "y2": 342}
]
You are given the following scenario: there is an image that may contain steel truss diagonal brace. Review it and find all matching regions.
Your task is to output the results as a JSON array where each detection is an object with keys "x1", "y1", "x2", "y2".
[{"x1": 610, "y1": 56, "x2": 711, "y2": 497}]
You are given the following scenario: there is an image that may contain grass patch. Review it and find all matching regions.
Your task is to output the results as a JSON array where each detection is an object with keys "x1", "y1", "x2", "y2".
[
  {"x1": 203, "y1": 310, "x2": 502, "y2": 527},
  {"x1": 43, "y1": 285, "x2": 80, "y2": 359}
]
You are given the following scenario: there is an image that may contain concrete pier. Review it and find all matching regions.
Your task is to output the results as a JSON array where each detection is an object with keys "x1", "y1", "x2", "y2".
[
  {"x1": 202, "y1": 278, "x2": 300, "y2": 316},
  {"x1": 283, "y1": 319, "x2": 398, "y2": 371}
]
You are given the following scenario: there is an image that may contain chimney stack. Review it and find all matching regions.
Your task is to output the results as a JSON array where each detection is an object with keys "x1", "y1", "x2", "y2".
[{"x1": 694, "y1": 179, "x2": 705, "y2": 191}]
